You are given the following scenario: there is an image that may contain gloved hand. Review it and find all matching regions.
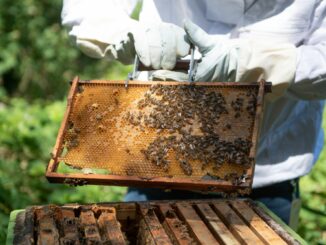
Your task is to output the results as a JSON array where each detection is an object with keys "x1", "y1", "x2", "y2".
[
  {"x1": 152, "y1": 19, "x2": 239, "y2": 82},
  {"x1": 133, "y1": 23, "x2": 190, "y2": 70},
  {"x1": 152, "y1": 19, "x2": 297, "y2": 99},
  {"x1": 74, "y1": 20, "x2": 190, "y2": 70}
]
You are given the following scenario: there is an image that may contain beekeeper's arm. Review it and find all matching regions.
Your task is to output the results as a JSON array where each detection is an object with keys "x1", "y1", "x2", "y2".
[
  {"x1": 153, "y1": 19, "x2": 326, "y2": 100},
  {"x1": 61, "y1": 0, "x2": 190, "y2": 69},
  {"x1": 287, "y1": 13, "x2": 326, "y2": 100}
]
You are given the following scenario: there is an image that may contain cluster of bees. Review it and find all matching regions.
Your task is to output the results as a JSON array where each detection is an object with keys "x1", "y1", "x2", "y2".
[
  {"x1": 231, "y1": 90, "x2": 257, "y2": 118},
  {"x1": 65, "y1": 121, "x2": 80, "y2": 149},
  {"x1": 125, "y1": 84, "x2": 256, "y2": 177},
  {"x1": 134, "y1": 84, "x2": 228, "y2": 134},
  {"x1": 141, "y1": 134, "x2": 253, "y2": 176},
  {"x1": 164, "y1": 209, "x2": 194, "y2": 242},
  {"x1": 63, "y1": 178, "x2": 88, "y2": 186},
  {"x1": 246, "y1": 94, "x2": 257, "y2": 116},
  {"x1": 231, "y1": 97, "x2": 244, "y2": 118}
]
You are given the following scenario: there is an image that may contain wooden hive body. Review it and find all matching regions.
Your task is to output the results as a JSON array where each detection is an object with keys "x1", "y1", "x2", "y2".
[{"x1": 9, "y1": 200, "x2": 304, "y2": 245}]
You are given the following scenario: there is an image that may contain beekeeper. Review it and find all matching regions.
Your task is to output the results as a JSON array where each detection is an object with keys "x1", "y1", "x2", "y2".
[{"x1": 61, "y1": 0, "x2": 326, "y2": 226}]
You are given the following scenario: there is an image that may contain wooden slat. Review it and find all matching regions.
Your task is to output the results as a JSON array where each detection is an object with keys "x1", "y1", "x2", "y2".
[
  {"x1": 60, "y1": 208, "x2": 80, "y2": 244},
  {"x1": 46, "y1": 172, "x2": 246, "y2": 193},
  {"x1": 212, "y1": 203, "x2": 264, "y2": 245},
  {"x1": 10, "y1": 200, "x2": 302, "y2": 245},
  {"x1": 80, "y1": 210, "x2": 102, "y2": 244},
  {"x1": 176, "y1": 203, "x2": 219, "y2": 245},
  {"x1": 36, "y1": 207, "x2": 59, "y2": 245},
  {"x1": 76, "y1": 79, "x2": 271, "y2": 87},
  {"x1": 139, "y1": 60, "x2": 190, "y2": 72},
  {"x1": 246, "y1": 79, "x2": 268, "y2": 189},
  {"x1": 24, "y1": 208, "x2": 35, "y2": 244},
  {"x1": 250, "y1": 202, "x2": 302, "y2": 245},
  {"x1": 196, "y1": 203, "x2": 240, "y2": 245},
  {"x1": 230, "y1": 201, "x2": 287, "y2": 245},
  {"x1": 98, "y1": 208, "x2": 126, "y2": 245},
  {"x1": 12, "y1": 208, "x2": 35, "y2": 245},
  {"x1": 158, "y1": 204, "x2": 196, "y2": 245},
  {"x1": 115, "y1": 203, "x2": 137, "y2": 220},
  {"x1": 138, "y1": 205, "x2": 172, "y2": 245},
  {"x1": 138, "y1": 219, "x2": 156, "y2": 245},
  {"x1": 47, "y1": 76, "x2": 80, "y2": 172}
]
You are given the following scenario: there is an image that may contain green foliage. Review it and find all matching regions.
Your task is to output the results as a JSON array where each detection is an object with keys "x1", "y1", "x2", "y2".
[
  {"x1": 0, "y1": 95, "x2": 126, "y2": 242},
  {"x1": 0, "y1": 0, "x2": 133, "y2": 242},
  {"x1": 0, "y1": 0, "x2": 131, "y2": 99},
  {"x1": 298, "y1": 108, "x2": 326, "y2": 244}
]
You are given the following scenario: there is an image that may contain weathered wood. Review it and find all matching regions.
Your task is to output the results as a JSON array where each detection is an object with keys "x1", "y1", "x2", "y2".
[
  {"x1": 60, "y1": 208, "x2": 80, "y2": 245},
  {"x1": 46, "y1": 172, "x2": 247, "y2": 193},
  {"x1": 230, "y1": 201, "x2": 287, "y2": 245},
  {"x1": 98, "y1": 208, "x2": 126, "y2": 245},
  {"x1": 80, "y1": 210, "x2": 102, "y2": 244},
  {"x1": 138, "y1": 204, "x2": 172, "y2": 245},
  {"x1": 9, "y1": 200, "x2": 303, "y2": 245},
  {"x1": 249, "y1": 202, "x2": 302, "y2": 245},
  {"x1": 247, "y1": 79, "x2": 267, "y2": 190},
  {"x1": 47, "y1": 76, "x2": 80, "y2": 173},
  {"x1": 139, "y1": 60, "x2": 190, "y2": 72},
  {"x1": 196, "y1": 203, "x2": 240, "y2": 245},
  {"x1": 212, "y1": 203, "x2": 264, "y2": 245},
  {"x1": 176, "y1": 203, "x2": 219, "y2": 245},
  {"x1": 35, "y1": 207, "x2": 60, "y2": 245},
  {"x1": 12, "y1": 209, "x2": 34, "y2": 245},
  {"x1": 115, "y1": 202, "x2": 137, "y2": 220},
  {"x1": 158, "y1": 204, "x2": 197, "y2": 245},
  {"x1": 75, "y1": 79, "x2": 271, "y2": 87},
  {"x1": 138, "y1": 219, "x2": 156, "y2": 245}
]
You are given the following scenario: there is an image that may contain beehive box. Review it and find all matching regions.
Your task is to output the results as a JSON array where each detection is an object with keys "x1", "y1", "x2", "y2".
[
  {"x1": 46, "y1": 77, "x2": 271, "y2": 194},
  {"x1": 7, "y1": 199, "x2": 305, "y2": 245}
]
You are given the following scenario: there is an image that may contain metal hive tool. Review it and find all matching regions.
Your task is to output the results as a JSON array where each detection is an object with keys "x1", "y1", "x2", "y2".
[{"x1": 46, "y1": 77, "x2": 271, "y2": 194}]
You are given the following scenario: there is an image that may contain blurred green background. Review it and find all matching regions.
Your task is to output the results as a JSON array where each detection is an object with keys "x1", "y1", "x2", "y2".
[{"x1": 0, "y1": 0, "x2": 325, "y2": 244}]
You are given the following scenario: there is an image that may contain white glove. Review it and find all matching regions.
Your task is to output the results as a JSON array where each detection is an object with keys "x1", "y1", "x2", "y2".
[
  {"x1": 62, "y1": 0, "x2": 190, "y2": 69},
  {"x1": 72, "y1": 20, "x2": 190, "y2": 69},
  {"x1": 133, "y1": 23, "x2": 190, "y2": 69},
  {"x1": 152, "y1": 20, "x2": 297, "y2": 99}
]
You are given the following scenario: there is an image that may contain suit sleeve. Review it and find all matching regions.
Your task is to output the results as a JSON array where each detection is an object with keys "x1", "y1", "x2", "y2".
[
  {"x1": 288, "y1": 6, "x2": 326, "y2": 100},
  {"x1": 61, "y1": 0, "x2": 139, "y2": 60}
]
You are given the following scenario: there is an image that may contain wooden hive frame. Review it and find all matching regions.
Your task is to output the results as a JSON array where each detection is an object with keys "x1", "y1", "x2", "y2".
[{"x1": 46, "y1": 77, "x2": 271, "y2": 194}]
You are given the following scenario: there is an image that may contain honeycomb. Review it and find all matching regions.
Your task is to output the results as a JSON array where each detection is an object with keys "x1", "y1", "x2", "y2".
[{"x1": 58, "y1": 81, "x2": 259, "y2": 181}]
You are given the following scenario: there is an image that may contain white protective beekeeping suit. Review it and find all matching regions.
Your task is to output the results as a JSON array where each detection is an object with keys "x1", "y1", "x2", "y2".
[{"x1": 62, "y1": 0, "x2": 326, "y2": 188}]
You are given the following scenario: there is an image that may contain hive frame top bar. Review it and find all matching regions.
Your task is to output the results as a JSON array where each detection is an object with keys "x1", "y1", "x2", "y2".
[
  {"x1": 76, "y1": 78, "x2": 272, "y2": 90},
  {"x1": 46, "y1": 77, "x2": 271, "y2": 194}
]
